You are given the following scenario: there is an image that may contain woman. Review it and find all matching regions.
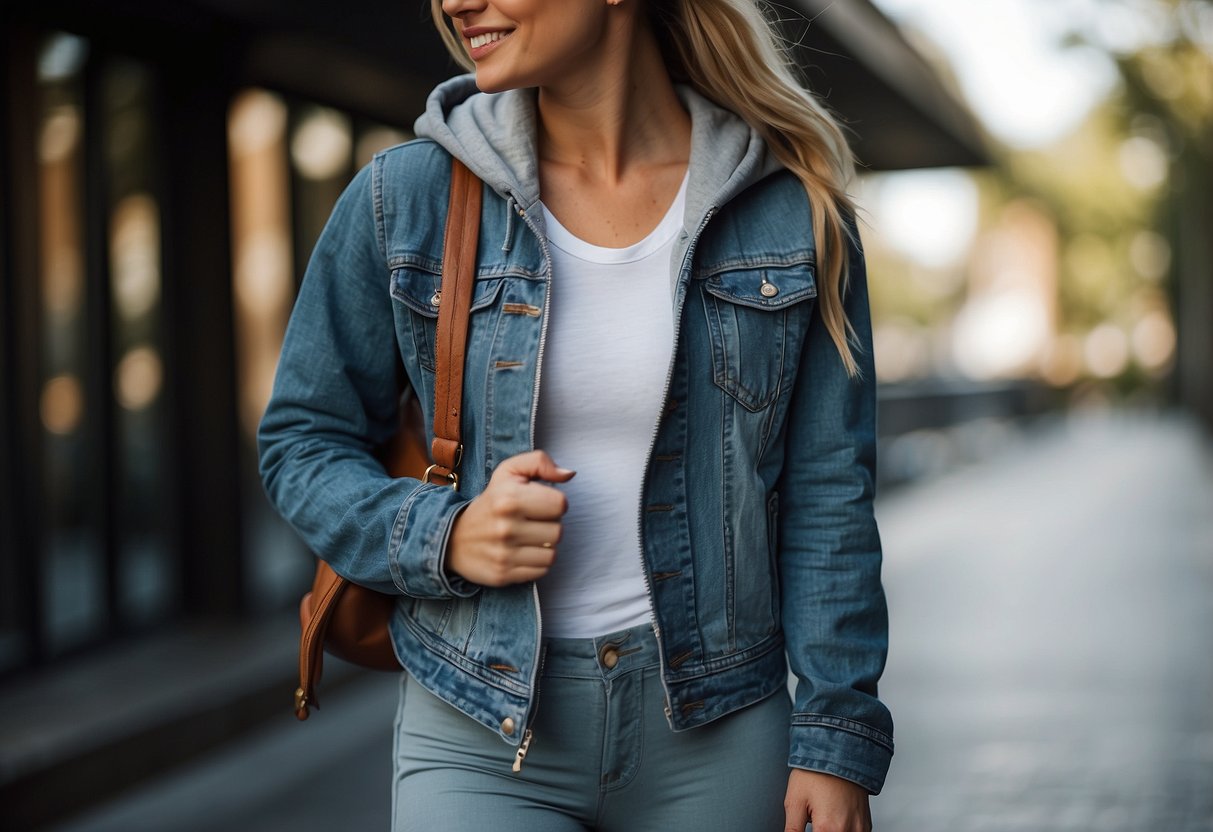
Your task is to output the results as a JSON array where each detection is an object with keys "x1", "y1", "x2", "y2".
[{"x1": 259, "y1": 0, "x2": 893, "y2": 829}]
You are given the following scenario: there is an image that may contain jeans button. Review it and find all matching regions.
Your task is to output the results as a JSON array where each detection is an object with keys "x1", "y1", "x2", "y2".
[
  {"x1": 599, "y1": 645, "x2": 619, "y2": 669},
  {"x1": 501, "y1": 717, "x2": 516, "y2": 735}
]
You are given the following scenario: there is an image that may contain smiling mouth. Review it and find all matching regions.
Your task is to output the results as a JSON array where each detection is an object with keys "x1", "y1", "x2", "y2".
[{"x1": 468, "y1": 31, "x2": 512, "y2": 49}]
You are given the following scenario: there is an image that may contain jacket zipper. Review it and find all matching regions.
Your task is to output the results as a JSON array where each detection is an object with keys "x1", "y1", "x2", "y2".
[
  {"x1": 511, "y1": 197, "x2": 716, "y2": 751},
  {"x1": 515, "y1": 196, "x2": 555, "y2": 771},
  {"x1": 637, "y1": 206, "x2": 718, "y2": 727},
  {"x1": 511, "y1": 644, "x2": 545, "y2": 771}
]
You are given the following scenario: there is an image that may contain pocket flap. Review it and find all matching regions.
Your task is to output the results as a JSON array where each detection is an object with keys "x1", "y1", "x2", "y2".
[
  {"x1": 391, "y1": 267, "x2": 504, "y2": 318},
  {"x1": 702, "y1": 262, "x2": 817, "y2": 311}
]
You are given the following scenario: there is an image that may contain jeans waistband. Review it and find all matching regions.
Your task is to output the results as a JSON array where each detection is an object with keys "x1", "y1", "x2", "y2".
[{"x1": 540, "y1": 621, "x2": 661, "y2": 680}]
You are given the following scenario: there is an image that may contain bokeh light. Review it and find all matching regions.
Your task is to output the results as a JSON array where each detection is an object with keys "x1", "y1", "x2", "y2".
[
  {"x1": 40, "y1": 374, "x2": 84, "y2": 435},
  {"x1": 114, "y1": 346, "x2": 163, "y2": 411}
]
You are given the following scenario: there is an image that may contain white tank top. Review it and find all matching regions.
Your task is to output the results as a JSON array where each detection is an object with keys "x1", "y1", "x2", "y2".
[{"x1": 534, "y1": 174, "x2": 688, "y2": 638}]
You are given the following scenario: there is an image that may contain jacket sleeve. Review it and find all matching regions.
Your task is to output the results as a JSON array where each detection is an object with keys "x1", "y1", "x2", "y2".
[
  {"x1": 777, "y1": 223, "x2": 893, "y2": 793},
  {"x1": 257, "y1": 161, "x2": 477, "y2": 600}
]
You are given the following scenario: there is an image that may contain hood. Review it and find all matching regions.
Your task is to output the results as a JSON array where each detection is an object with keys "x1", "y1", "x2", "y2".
[{"x1": 414, "y1": 74, "x2": 784, "y2": 238}]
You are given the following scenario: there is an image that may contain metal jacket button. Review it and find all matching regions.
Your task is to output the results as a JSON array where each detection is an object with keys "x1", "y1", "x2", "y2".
[
  {"x1": 760, "y1": 281, "x2": 779, "y2": 298},
  {"x1": 501, "y1": 717, "x2": 516, "y2": 736}
]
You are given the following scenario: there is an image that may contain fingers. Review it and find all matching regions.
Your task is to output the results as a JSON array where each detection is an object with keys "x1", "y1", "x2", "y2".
[
  {"x1": 784, "y1": 769, "x2": 811, "y2": 832},
  {"x1": 489, "y1": 449, "x2": 573, "y2": 520},
  {"x1": 445, "y1": 449, "x2": 573, "y2": 588},
  {"x1": 445, "y1": 496, "x2": 563, "y2": 587},
  {"x1": 486, "y1": 459, "x2": 570, "y2": 522},
  {"x1": 511, "y1": 520, "x2": 563, "y2": 549},
  {"x1": 510, "y1": 545, "x2": 559, "y2": 568},
  {"x1": 515, "y1": 482, "x2": 569, "y2": 521},
  {"x1": 474, "y1": 523, "x2": 560, "y2": 578},
  {"x1": 783, "y1": 799, "x2": 809, "y2": 832},
  {"x1": 453, "y1": 543, "x2": 556, "y2": 587},
  {"x1": 475, "y1": 483, "x2": 566, "y2": 529},
  {"x1": 494, "y1": 450, "x2": 576, "y2": 485},
  {"x1": 783, "y1": 769, "x2": 871, "y2": 832},
  {"x1": 495, "y1": 565, "x2": 551, "y2": 585}
]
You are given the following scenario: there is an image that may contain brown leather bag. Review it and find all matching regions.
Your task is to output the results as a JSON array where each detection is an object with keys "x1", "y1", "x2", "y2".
[{"x1": 295, "y1": 157, "x2": 483, "y2": 720}]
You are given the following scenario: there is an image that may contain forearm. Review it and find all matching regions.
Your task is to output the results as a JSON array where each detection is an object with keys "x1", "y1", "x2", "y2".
[
  {"x1": 256, "y1": 161, "x2": 477, "y2": 600},
  {"x1": 778, "y1": 224, "x2": 893, "y2": 794},
  {"x1": 258, "y1": 422, "x2": 475, "y2": 598}
]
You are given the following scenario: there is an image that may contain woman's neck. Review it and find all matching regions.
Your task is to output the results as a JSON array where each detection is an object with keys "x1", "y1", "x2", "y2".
[{"x1": 536, "y1": 15, "x2": 690, "y2": 186}]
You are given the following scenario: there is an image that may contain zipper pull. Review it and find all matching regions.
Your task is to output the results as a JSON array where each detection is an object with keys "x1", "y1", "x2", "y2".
[{"x1": 512, "y1": 729, "x2": 534, "y2": 772}]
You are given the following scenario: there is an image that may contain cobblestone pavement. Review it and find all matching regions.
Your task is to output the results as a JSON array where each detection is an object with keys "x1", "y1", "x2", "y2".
[{"x1": 54, "y1": 410, "x2": 1213, "y2": 831}]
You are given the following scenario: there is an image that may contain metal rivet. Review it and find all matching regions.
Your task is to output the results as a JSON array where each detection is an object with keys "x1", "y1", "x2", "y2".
[
  {"x1": 760, "y1": 281, "x2": 779, "y2": 298},
  {"x1": 501, "y1": 717, "x2": 516, "y2": 736}
]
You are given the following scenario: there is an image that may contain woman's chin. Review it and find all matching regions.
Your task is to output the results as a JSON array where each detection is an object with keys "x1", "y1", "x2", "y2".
[
  {"x1": 473, "y1": 75, "x2": 503, "y2": 94},
  {"x1": 472, "y1": 71, "x2": 516, "y2": 95}
]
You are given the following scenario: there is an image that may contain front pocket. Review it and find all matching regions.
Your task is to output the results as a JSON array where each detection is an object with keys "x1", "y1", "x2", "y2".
[
  {"x1": 390, "y1": 265, "x2": 505, "y2": 372},
  {"x1": 700, "y1": 261, "x2": 817, "y2": 411}
]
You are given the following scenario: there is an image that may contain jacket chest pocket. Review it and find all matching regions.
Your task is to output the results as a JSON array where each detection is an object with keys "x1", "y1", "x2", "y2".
[
  {"x1": 390, "y1": 265, "x2": 505, "y2": 373},
  {"x1": 700, "y1": 260, "x2": 817, "y2": 411}
]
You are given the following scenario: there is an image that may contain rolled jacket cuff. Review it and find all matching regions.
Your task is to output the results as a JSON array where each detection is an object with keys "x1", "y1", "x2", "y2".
[
  {"x1": 389, "y1": 482, "x2": 480, "y2": 599},
  {"x1": 788, "y1": 715, "x2": 894, "y2": 795}
]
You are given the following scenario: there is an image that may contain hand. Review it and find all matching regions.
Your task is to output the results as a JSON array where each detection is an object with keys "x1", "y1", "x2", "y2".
[
  {"x1": 783, "y1": 769, "x2": 872, "y2": 832},
  {"x1": 446, "y1": 450, "x2": 574, "y2": 587}
]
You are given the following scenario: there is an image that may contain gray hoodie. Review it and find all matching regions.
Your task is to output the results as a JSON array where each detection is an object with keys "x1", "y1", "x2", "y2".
[{"x1": 413, "y1": 74, "x2": 785, "y2": 294}]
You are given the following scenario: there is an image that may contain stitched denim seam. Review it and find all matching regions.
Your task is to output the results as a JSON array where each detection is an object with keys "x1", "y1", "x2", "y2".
[
  {"x1": 697, "y1": 253, "x2": 816, "y2": 276},
  {"x1": 790, "y1": 714, "x2": 894, "y2": 751},
  {"x1": 389, "y1": 272, "x2": 506, "y2": 319},
  {"x1": 389, "y1": 482, "x2": 442, "y2": 597},
  {"x1": 787, "y1": 756, "x2": 882, "y2": 793},
  {"x1": 702, "y1": 281, "x2": 817, "y2": 311},
  {"x1": 662, "y1": 631, "x2": 784, "y2": 681},
  {"x1": 371, "y1": 154, "x2": 388, "y2": 260},
  {"x1": 400, "y1": 614, "x2": 531, "y2": 697},
  {"x1": 387, "y1": 253, "x2": 545, "y2": 281}
]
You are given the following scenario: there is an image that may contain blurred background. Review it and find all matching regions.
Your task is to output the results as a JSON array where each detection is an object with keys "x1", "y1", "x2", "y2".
[{"x1": 1, "y1": 0, "x2": 1210, "y2": 829}]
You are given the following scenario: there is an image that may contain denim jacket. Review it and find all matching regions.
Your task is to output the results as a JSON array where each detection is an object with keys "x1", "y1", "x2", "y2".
[{"x1": 259, "y1": 76, "x2": 893, "y2": 793}]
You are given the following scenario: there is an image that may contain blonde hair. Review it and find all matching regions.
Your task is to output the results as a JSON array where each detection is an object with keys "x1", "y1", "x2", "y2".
[{"x1": 431, "y1": 0, "x2": 861, "y2": 375}]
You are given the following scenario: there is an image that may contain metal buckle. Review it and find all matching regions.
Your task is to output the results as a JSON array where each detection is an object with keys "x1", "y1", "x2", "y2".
[{"x1": 423, "y1": 464, "x2": 460, "y2": 491}]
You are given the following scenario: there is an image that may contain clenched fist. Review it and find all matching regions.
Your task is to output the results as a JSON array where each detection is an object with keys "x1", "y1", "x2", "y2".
[{"x1": 445, "y1": 450, "x2": 574, "y2": 587}]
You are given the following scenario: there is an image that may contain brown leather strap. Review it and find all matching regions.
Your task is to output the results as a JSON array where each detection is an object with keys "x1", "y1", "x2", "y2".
[
  {"x1": 296, "y1": 156, "x2": 481, "y2": 720},
  {"x1": 429, "y1": 158, "x2": 481, "y2": 482}
]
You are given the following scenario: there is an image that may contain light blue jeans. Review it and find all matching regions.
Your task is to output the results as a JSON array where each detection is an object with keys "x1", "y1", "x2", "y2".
[{"x1": 391, "y1": 622, "x2": 790, "y2": 831}]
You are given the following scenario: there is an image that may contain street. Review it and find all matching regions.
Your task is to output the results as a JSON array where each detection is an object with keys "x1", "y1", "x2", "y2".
[{"x1": 55, "y1": 410, "x2": 1213, "y2": 831}]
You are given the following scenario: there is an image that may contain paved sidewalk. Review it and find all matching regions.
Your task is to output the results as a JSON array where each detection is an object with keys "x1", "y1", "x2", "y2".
[
  {"x1": 51, "y1": 671, "x2": 401, "y2": 832},
  {"x1": 871, "y1": 410, "x2": 1213, "y2": 831},
  {"x1": 53, "y1": 409, "x2": 1213, "y2": 831}
]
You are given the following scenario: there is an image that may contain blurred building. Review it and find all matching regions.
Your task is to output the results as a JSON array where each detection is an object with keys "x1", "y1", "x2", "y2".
[{"x1": 1, "y1": 0, "x2": 985, "y2": 827}]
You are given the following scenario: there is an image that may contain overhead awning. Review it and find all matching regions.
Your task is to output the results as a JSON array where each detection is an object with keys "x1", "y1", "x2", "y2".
[
  {"x1": 788, "y1": 0, "x2": 989, "y2": 169},
  {"x1": 10, "y1": 0, "x2": 988, "y2": 170}
]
